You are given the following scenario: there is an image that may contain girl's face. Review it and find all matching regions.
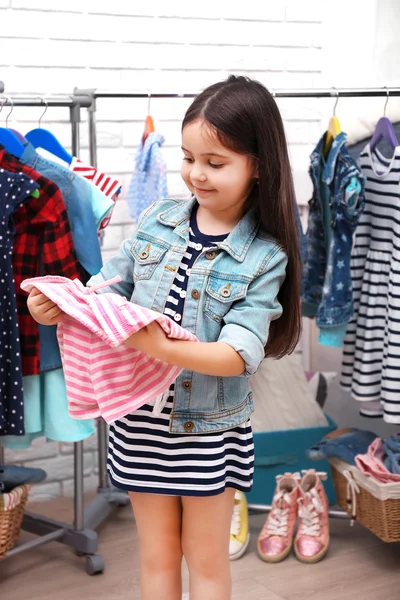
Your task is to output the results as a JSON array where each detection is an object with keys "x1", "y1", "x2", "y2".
[{"x1": 181, "y1": 120, "x2": 257, "y2": 220}]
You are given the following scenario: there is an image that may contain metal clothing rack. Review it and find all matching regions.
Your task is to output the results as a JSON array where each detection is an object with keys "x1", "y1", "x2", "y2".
[{"x1": 0, "y1": 91, "x2": 115, "y2": 575}]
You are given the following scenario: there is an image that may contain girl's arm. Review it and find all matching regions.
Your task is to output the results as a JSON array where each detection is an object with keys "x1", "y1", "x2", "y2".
[{"x1": 125, "y1": 324, "x2": 245, "y2": 376}]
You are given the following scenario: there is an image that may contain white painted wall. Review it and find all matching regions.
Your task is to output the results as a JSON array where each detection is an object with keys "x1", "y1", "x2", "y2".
[{"x1": 1, "y1": 0, "x2": 396, "y2": 500}]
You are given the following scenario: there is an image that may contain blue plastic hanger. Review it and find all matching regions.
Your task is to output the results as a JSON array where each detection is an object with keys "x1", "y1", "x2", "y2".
[
  {"x1": 370, "y1": 88, "x2": 399, "y2": 152},
  {"x1": 0, "y1": 97, "x2": 25, "y2": 158},
  {"x1": 25, "y1": 98, "x2": 73, "y2": 164}
]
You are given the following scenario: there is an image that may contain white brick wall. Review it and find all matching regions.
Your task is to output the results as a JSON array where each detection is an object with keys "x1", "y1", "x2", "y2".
[{"x1": 1, "y1": 1, "x2": 325, "y2": 501}]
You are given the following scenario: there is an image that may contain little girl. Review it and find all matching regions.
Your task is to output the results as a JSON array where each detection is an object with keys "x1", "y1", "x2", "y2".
[{"x1": 27, "y1": 75, "x2": 301, "y2": 600}]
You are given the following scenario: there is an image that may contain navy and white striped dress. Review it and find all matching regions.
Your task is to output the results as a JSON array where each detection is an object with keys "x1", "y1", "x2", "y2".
[{"x1": 108, "y1": 204, "x2": 254, "y2": 496}]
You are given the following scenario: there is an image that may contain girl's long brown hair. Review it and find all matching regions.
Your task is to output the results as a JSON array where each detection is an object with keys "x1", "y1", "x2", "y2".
[{"x1": 182, "y1": 75, "x2": 302, "y2": 358}]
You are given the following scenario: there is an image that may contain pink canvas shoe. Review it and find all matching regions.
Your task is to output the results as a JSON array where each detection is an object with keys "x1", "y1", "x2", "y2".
[
  {"x1": 257, "y1": 472, "x2": 300, "y2": 563},
  {"x1": 294, "y1": 470, "x2": 330, "y2": 564}
]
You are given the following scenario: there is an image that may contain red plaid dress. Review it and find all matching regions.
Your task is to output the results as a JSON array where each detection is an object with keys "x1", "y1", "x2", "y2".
[{"x1": 0, "y1": 147, "x2": 82, "y2": 376}]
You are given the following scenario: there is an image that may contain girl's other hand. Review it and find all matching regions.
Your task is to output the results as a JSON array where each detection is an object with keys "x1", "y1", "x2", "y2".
[{"x1": 27, "y1": 287, "x2": 65, "y2": 326}]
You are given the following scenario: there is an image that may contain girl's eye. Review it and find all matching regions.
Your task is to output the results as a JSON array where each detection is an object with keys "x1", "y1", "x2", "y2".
[
  {"x1": 209, "y1": 162, "x2": 223, "y2": 169},
  {"x1": 183, "y1": 157, "x2": 194, "y2": 163}
]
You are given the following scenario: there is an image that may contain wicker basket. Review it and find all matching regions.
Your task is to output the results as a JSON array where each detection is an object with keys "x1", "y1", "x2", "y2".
[
  {"x1": 0, "y1": 484, "x2": 30, "y2": 558},
  {"x1": 330, "y1": 459, "x2": 400, "y2": 543}
]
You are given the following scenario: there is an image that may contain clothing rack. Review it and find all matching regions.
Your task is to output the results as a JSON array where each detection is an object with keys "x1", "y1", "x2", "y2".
[
  {"x1": 3, "y1": 85, "x2": 399, "y2": 572},
  {"x1": 0, "y1": 91, "x2": 116, "y2": 576}
]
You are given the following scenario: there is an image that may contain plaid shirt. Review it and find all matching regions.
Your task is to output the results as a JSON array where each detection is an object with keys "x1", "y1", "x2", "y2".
[{"x1": 0, "y1": 147, "x2": 82, "y2": 376}]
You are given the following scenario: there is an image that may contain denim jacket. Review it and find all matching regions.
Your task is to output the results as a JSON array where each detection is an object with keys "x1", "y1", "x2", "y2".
[
  {"x1": 302, "y1": 132, "x2": 365, "y2": 347},
  {"x1": 88, "y1": 197, "x2": 287, "y2": 434}
]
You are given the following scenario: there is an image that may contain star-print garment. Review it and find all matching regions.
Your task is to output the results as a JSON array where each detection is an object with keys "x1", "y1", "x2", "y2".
[
  {"x1": 341, "y1": 145, "x2": 400, "y2": 424},
  {"x1": 108, "y1": 203, "x2": 255, "y2": 496},
  {"x1": 0, "y1": 168, "x2": 39, "y2": 436}
]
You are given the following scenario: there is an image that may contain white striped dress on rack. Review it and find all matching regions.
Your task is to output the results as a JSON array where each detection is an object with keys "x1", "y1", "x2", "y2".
[
  {"x1": 107, "y1": 204, "x2": 255, "y2": 496},
  {"x1": 341, "y1": 145, "x2": 400, "y2": 423}
]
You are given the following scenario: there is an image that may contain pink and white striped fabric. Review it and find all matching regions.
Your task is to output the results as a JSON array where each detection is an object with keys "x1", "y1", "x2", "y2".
[{"x1": 21, "y1": 276, "x2": 198, "y2": 424}]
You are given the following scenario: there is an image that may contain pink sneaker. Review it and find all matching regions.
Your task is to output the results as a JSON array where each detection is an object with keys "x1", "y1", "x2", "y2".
[
  {"x1": 294, "y1": 470, "x2": 330, "y2": 564},
  {"x1": 257, "y1": 472, "x2": 300, "y2": 563}
]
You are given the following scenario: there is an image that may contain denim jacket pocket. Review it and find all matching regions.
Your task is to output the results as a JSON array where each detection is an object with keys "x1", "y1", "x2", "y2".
[
  {"x1": 204, "y1": 275, "x2": 249, "y2": 323},
  {"x1": 130, "y1": 238, "x2": 168, "y2": 280}
]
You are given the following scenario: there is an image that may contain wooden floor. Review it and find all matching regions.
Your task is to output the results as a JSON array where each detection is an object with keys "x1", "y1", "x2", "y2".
[{"x1": 1, "y1": 497, "x2": 400, "y2": 600}]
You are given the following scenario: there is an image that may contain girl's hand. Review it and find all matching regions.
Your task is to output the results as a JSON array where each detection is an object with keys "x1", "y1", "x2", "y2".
[
  {"x1": 27, "y1": 287, "x2": 65, "y2": 326},
  {"x1": 125, "y1": 321, "x2": 170, "y2": 357}
]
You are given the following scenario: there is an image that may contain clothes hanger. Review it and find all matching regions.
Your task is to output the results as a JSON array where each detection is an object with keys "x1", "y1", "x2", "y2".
[
  {"x1": 142, "y1": 90, "x2": 155, "y2": 144},
  {"x1": 370, "y1": 87, "x2": 399, "y2": 152},
  {"x1": 323, "y1": 89, "x2": 342, "y2": 157},
  {"x1": 25, "y1": 97, "x2": 73, "y2": 164},
  {"x1": 0, "y1": 97, "x2": 26, "y2": 158}
]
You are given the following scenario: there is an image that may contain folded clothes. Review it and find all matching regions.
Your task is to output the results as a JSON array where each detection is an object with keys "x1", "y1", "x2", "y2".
[
  {"x1": 383, "y1": 433, "x2": 400, "y2": 475},
  {"x1": 355, "y1": 437, "x2": 400, "y2": 483},
  {"x1": 0, "y1": 464, "x2": 47, "y2": 493},
  {"x1": 306, "y1": 429, "x2": 377, "y2": 465}
]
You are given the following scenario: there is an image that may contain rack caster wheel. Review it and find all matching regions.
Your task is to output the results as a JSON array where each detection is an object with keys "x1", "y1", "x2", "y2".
[{"x1": 85, "y1": 554, "x2": 104, "y2": 575}]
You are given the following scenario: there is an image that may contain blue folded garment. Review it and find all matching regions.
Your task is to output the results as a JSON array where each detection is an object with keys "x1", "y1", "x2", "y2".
[{"x1": 0, "y1": 464, "x2": 47, "y2": 493}]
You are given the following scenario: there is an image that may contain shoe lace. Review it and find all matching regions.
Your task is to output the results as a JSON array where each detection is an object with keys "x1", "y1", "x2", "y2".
[
  {"x1": 297, "y1": 488, "x2": 323, "y2": 537},
  {"x1": 263, "y1": 490, "x2": 292, "y2": 537}
]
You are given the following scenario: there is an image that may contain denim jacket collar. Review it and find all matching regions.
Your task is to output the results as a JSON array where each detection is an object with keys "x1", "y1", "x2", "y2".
[
  {"x1": 158, "y1": 196, "x2": 259, "y2": 262},
  {"x1": 310, "y1": 131, "x2": 348, "y2": 185}
]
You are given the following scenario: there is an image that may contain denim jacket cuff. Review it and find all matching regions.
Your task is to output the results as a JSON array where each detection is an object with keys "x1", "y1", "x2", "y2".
[
  {"x1": 218, "y1": 323, "x2": 264, "y2": 376},
  {"x1": 318, "y1": 323, "x2": 347, "y2": 348}
]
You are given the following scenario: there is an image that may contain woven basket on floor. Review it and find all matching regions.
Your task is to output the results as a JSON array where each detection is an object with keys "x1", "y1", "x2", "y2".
[
  {"x1": 330, "y1": 458, "x2": 400, "y2": 543},
  {"x1": 0, "y1": 484, "x2": 30, "y2": 558}
]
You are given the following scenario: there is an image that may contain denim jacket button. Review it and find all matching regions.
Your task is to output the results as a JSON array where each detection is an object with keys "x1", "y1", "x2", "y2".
[
  {"x1": 221, "y1": 287, "x2": 231, "y2": 298},
  {"x1": 191, "y1": 289, "x2": 200, "y2": 299},
  {"x1": 139, "y1": 249, "x2": 149, "y2": 259},
  {"x1": 205, "y1": 251, "x2": 216, "y2": 260},
  {"x1": 184, "y1": 421, "x2": 194, "y2": 432},
  {"x1": 182, "y1": 381, "x2": 192, "y2": 390}
]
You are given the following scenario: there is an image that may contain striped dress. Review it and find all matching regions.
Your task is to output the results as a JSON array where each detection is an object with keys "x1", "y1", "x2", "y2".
[
  {"x1": 341, "y1": 144, "x2": 400, "y2": 424},
  {"x1": 107, "y1": 204, "x2": 255, "y2": 496}
]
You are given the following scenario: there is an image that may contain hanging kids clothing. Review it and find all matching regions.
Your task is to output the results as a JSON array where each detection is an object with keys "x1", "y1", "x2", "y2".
[
  {"x1": 0, "y1": 168, "x2": 39, "y2": 435},
  {"x1": 302, "y1": 132, "x2": 365, "y2": 347},
  {"x1": 341, "y1": 145, "x2": 400, "y2": 424},
  {"x1": 126, "y1": 132, "x2": 168, "y2": 222}
]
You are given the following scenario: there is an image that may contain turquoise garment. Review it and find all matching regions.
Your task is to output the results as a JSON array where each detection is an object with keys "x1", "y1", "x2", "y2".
[
  {"x1": 86, "y1": 177, "x2": 115, "y2": 230},
  {"x1": 1, "y1": 369, "x2": 95, "y2": 450}
]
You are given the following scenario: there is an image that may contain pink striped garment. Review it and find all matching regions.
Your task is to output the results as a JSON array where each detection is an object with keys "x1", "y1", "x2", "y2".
[{"x1": 21, "y1": 276, "x2": 198, "y2": 424}]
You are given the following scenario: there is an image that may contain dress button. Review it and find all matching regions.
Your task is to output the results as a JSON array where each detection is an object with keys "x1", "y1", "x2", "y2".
[
  {"x1": 184, "y1": 421, "x2": 194, "y2": 432},
  {"x1": 205, "y1": 251, "x2": 216, "y2": 260},
  {"x1": 195, "y1": 243, "x2": 203, "y2": 251},
  {"x1": 182, "y1": 381, "x2": 192, "y2": 390},
  {"x1": 186, "y1": 268, "x2": 191, "y2": 276},
  {"x1": 191, "y1": 289, "x2": 200, "y2": 299},
  {"x1": 180, "y1": 290, "x2": 187, "y2": 298},
  {"x1": 174, "y1": 313, "x2": 182, "y2": 322}
]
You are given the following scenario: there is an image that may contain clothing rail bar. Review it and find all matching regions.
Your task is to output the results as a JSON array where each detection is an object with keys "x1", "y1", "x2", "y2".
[
  {"x1": 76, "y1": 87, "x2": 400, "y2": 100},
  {"x1": 0, "y1": 95, "x2": 92, "y2": 108},
  {"x1": 0, "y1": 81, "x2": 4, "y2": 94}
]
